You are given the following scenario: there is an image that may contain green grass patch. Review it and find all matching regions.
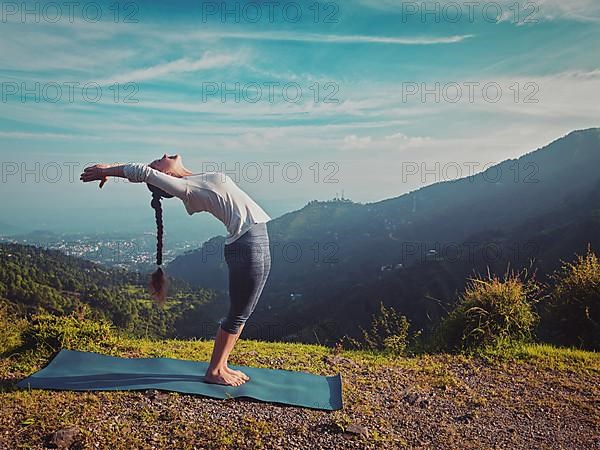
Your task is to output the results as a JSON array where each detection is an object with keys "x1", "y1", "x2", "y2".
[{"x1": 477, "y1": 341, "x2": 600, "y2": 374}]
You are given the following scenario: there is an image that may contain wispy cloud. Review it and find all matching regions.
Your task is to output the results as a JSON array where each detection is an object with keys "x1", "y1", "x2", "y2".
[
  {"x1": 357, "y1": 0, "x2": 600, "y2": 23},
  {"x1": 95, "y1": 51, "x2": 246, "y2": 85},
  {"x1": 184, "y1": 30, "x2": 474, "y2": 45},
  {"x1": 530, "y1": 0, "x2": 600, "y2": 22},
  {"x1": 0, "y1": 131, "x2": 90, "y2": 141}
]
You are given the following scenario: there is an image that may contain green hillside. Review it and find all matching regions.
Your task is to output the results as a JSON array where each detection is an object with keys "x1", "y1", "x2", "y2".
[
  {"x1": 278, "y1": 181, "x2": 600, "y2": 345},
  {"x1": 0, "y1": 243, "x2": 218, "y2": 340}
]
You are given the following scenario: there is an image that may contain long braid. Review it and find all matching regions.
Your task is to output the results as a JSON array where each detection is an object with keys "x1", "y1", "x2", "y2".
[
  {"x1": 151, "y1": 192, "x2": 164, "y2": 266},
  {"x1": 147, "y1": 185, "x2": 173, "y2": 308}
]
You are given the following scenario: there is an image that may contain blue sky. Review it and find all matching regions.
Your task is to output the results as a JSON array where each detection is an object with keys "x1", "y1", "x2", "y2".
[{"x1": 1, "y1": 0, "x2": 599, "y2": 242}]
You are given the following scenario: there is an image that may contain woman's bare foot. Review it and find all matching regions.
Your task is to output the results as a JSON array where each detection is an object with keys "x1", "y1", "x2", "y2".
[
  {"x1": 225, "y1": 365, "x2": 250, "y2": 381},
  {"x1": 204, "y1": 367, "x2": 246, "y2": 386}
]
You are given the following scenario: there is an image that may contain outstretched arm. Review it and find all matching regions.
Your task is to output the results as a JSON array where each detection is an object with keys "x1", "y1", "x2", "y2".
[
  {"x1": 79, "y1": 163, "x2": 121, "y2": 188},
  {"x1": 80, "y1": 163, "x2": 190, "y2": 200}
]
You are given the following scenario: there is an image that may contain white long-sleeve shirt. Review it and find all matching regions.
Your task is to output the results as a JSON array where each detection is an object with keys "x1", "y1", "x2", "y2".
[{"x1": 122, "y1": 163, "x2": 271, "y2": 244}]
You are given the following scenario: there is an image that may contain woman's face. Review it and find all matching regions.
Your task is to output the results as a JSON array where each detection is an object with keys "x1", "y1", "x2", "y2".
[{"x1": 149, "y1": 153, "x2": 184, "y2": 174}]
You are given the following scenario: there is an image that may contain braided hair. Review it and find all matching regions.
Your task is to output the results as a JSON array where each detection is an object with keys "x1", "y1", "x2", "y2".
[{"x1": 146, "y1": 183, "x2": 174, "y2": 308}]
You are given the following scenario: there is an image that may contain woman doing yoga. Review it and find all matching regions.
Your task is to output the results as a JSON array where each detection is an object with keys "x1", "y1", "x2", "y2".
[{"x1": 80, "y1": 154, "x2": 272, "y2": 387}]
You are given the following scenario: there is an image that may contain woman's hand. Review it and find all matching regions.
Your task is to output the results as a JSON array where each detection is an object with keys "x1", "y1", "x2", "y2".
[{"x1": 80, "y1": 164, "x2": 113, "y2": 188}]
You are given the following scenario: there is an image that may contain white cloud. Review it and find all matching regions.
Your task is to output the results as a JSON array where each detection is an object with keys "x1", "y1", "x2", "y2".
[
  {"x1": 385, "y1": 132, "x2": 432, "y2": 145},
  {"x1": 184, "y1": 30, "x2": 474, "y2": 45},
  {"x1": 529, "y1": 0, "x2": 600, "y2": 22},
  {"x1": 341, "y1": 134, "x2": 373, "y2": 150},
  {"x1": 357, "y1": 0, "x2": 600, "y2": 23},
  {"x1": 339, "y1": 132, "x2": 432, "y2": 152},
  {"x1": 326, "y1": 69, "x2": 600, "y2": 123},
  {"x1": 0, "y1": 131, "x2": 95, "y2": 141},
  {"x1": 94, "y1": 51, "x2": 246, "y2": 85}
]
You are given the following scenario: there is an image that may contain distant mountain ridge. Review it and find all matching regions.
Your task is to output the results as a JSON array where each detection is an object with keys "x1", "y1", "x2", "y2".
[{"x1": 167, "y1": 128, "x2": 600, "y2": 342}]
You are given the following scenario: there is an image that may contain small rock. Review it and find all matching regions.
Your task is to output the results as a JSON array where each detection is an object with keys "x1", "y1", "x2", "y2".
[
  {"x1": 49, "y1": 426, "x2": 78, "y2": 449},
  {"x1": 144, "y1": 389, "x2": 169, "y2": 401},
  {"x1": 401, "y1": 388, "x2": 429, "y2": 407},
  {"x1": 323, "y1": 355, "x2": 359, "y2": 367},
  {"x1": 404, "y1": 392, "x2": 420, "y2": 405},
  {"x1": 345, "y1": 424, "x2": 370, "y2": 438},
  {"x1": 455, "y1": 411, "x2": 476, "y2": 423}
]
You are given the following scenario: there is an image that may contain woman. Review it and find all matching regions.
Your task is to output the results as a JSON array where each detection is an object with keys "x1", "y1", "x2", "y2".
[{"x1": 80, "y1": 154, "x2": 272, "y2": 387}]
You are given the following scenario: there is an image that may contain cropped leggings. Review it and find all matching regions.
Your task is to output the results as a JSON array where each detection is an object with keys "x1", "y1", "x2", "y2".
[{"x1": 219, "y1": 222, "x2": 271, "y2": 334}]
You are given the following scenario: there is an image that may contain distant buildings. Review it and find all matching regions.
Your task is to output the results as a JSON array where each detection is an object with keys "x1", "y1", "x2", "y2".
[{"x1": 1, "y1": 233, "x2": 202, "y2": 271}]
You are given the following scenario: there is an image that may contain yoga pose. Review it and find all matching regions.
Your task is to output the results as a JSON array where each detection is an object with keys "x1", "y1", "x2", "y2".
[{"x1": 80, "y1": 154, "x2": 272, "y2": 387}]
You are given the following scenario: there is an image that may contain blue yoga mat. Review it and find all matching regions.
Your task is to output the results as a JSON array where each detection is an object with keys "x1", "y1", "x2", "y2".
[{"x1": 16, "y1": 349, "x2": 343, "y2": 411}]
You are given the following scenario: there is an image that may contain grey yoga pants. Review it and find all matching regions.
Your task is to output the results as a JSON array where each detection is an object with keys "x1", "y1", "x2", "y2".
[{"x1": 219, "y1": 222, "x2": 271, "y2": 334}]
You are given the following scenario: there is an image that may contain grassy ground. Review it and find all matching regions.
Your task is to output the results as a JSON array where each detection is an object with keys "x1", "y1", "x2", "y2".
[{"x1": 1, "y1": 333, "x2": 599, "y2": 449}]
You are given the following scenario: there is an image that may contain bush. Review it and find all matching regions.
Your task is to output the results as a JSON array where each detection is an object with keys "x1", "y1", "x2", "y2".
[
  {"x1": 435, "y1": 268, "x2": 540, "y2": 351},
  {"x1": 20, "y1": 311, "x2": 119, "y2": 353},
  {"x1": 0, "y1": 300, "x2": 28, "y2": 355},
  {"x1": 545, "y1": 246, "x2": 599, "y2": 350},
  {"x1": 341, "y1": 301, "x2": 415, "y2": 356}
]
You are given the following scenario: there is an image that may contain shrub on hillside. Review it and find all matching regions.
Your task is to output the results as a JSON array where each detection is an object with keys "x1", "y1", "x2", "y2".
[
  {"x1": 435, "y1": 268, "x2": 540, "y2": 351},
  {"x1": 20, "y1": 312, "x2": 119, "y2": 353},
  {"x1": 545, "y1": 246, "x2": 599, "y2": 350},
  {"x1": 0, "y1": 300, "x2": 29, "y2": 355},
  {"x1": 340, "y1": 301, "x2": 416, "y2": 356}
]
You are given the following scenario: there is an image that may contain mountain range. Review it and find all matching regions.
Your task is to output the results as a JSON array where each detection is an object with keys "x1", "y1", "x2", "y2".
[{"x1": 166, "y1": 128, "x2": 600, "y2": 344}]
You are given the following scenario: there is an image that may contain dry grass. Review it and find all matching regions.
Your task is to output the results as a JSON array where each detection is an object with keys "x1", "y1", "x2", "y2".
[{"x1": 1, "y1": 331, "x2": 598, "y2": 449}]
